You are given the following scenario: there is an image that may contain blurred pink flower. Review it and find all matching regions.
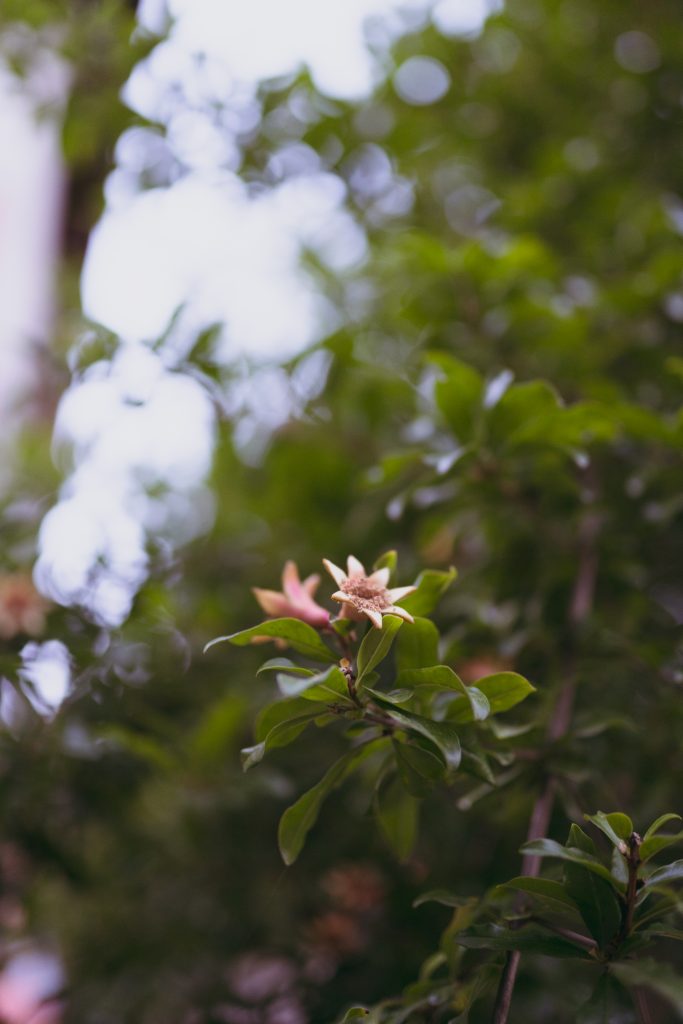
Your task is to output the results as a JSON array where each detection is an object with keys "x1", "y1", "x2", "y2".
[
  {"x1": 0, "y1": 575, "x2": 49, "y2": 640},
  {"x1": 323, "y1": 556, "x2": 416, "y2": 629},
  {"x1": 252, "y1": 561, "x2": 330, "y2": 629},
  {"x1": 0, "y1": 951, "x2": 62, "y2": 1024}
]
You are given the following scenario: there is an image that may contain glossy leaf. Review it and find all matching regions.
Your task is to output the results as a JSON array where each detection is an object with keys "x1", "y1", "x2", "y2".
[
  {"x1": 399, "y1": 568, "x2": 457, "y2": 616},
  {"x1": 375, "y1": 774, "x2": 418, "y2": 860},
  {"x1": 613, "y1": 960, "x2": 683, "y2": 1018},
  {"x1": 338, "y1": 1010, "x2": 370, "y2": 1022},
  {"x1": 644, "y1": 814, "x2": 682, "y2": 841},
  {"x1": 642, "y1": 859, "x2": 683, "y2": 892},
  {"x1": 500, "y1": 876, "x2": 579, "y2": 913},
  {"x1": 611, "y1": 847, "x2": 629, "y2": 888},
  {"x1": 205, "y1": 618, "x2": 337, "y2": 662},
  {"x1": 241, "y1": 710, "x2": 325, "y2": 771},
  {"x1": 394, "y1": 616, "x2": 440, "y2": 672},
  {"x1": 357, "y1": 615, "x2": 403, "y2": 683},
  {"x1": 373, "y1": 550, "x2": 397, "y2": 576},
  {"x1": 276, "y1": 664, "x2": 350, "y2": 702},
  {"x1": 460, "y1": 744, "x2": 496, "y2": 784},
  {"x1": 641, "y1": 832, "x2": 683, "y2": 862},
  {"x1": 413, "y1": 889, "x2": 469, "y2": 909},
  {"x1": 455, "y1": 924, "x2": 592, "y2": 959},
  {"x1": 369, "y1": 692, "x2": 462, "y2": 769},
  {"x1": 472, "y1": 672, "x2": 536, "y2": 714},
  {"x1": 256, "y1": 658, "x2": 316, "y2": 677},
  {"x1": 398, "y1": 665, "x2": 490, "y2": 721},
  {"x1": 576, "y1": 974, "x2": 638, "y2": 1024},
  {"x1": 564, "y1": 853, "x2": 622, "y2": 949},
  {"x1": 278, "y1": 740, "x2": 385, "y2": 865},
  {"x1": 431, "y1": 353, "x2": 484, "y2": 442},
  {"x1": 585, "y1": 811, "x2": 633, "y2": 852},
  {"x1": 393, "y1": 739, "x2": 446, "y2": 797},
  {"x1": 255, "y1": 696, "x2": 328, "y2": 743},
  {"x1": 520, "y1": 839, "x2": 615, "y2": 884}
]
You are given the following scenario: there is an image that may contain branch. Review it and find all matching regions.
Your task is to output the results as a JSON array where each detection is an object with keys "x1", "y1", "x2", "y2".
[{"x1": 492, "y1": 502, "x2": 601, "y2": 1024}]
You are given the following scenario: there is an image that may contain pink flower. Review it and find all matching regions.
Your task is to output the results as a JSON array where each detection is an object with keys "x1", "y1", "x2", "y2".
[
  {"x1": 0, "y1": 575, "x2": 49, "y2": 640},
  {"x1": 322, "y1": 556, "x2": 416, "y2": 630},
  {"x1": 252, "y1": 561, "x2": 331, "y2": 629}
]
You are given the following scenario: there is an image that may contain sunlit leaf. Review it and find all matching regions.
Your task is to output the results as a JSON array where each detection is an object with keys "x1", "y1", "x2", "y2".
[{"x1": 204, "y1": 618, "x2": 337, "y2": 662}]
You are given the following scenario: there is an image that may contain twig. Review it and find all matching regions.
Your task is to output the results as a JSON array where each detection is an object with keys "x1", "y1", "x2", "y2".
[
  {"x1": 492, "y1": 501, "x2": 601, "y2": 1023},
  {"x1": 633, "y1": 986, "x2": 653, "y2": 1024}
]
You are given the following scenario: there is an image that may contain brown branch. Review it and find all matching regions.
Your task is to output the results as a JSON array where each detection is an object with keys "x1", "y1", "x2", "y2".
[{"x1": 492, "y1": 500, "x2": 601, "y2": 1024}]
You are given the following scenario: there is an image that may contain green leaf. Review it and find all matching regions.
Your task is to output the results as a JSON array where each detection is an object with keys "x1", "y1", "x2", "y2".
[
  {"x1": 255, "y1": 696, "x2": 327, "y2": 742},
  {"x1": 641, "y1": 832, "x2": 683, "y2": 862},
  {"x1": 205, "y1": 618, "x2": 337, "y2": 662},
  {"x1": 278, "y1": 740, "x2": 385, "y2": 865},
  {"x1": 399, "y1": 568, "x2": 457, "y2": 616},
  {"x1": 487, "y1": 380, "x2": 562, "y2": 449},
  {"x1": 642, "y1": 859, "x2": 683, "y2": 892},
  {"x1": 585, "y1": 811, "x2": 633, "y2": 853},
  {"x1": 431, "y1": 353, "x2": 484, "y2": 442},
  {"x1": 276, "y1": 665, "x2": 350, "y2": 702},
  {"x1": 459, "y1": 744, "x2": 496, "y2": 784},
  {"x1": 375, "y1": 774, "x2": 419, "y2": 860},
  {"x1": 471, "y1": 672, "x2": 536, "y2": 714},
  {"x1": 395, "y1": 617, "x2": 440, "y2": 672},
  {"x1": 613, "y1": 959, "x2": 683, "y2": 1018},
  {"x1": 373, "y1": 550, "x2": 397, "y2": 576},
  {"x1": 449, "y1": 686, "x2": 491, "y2": 724},
  {"x1": 520, "y1": 839, "x2": 615, "y2": 884},
  {"x1": 256, "y1": 658, "x2": 316, "y2": 677},
  {"x1": 393, "y1": 738, "x2": 446, "y2": 797},
  {"x1": 456, "y1": 924, "x2": 592, "y2": 959},
  {"x1": 612, "y1": 847, "x2": 629, "y2": 887},
  {"x1": 398, "y1": 665, "x2": 467, "y2": 691},
  {"x1": 369, "y1": 693, "x2": 462, "y2": 769},
  {"x1": 413, "y1": 889, "x2": 469, "y2": 909},
  {"x1": 241, "y1": 710, "x2": 324, "y2": 771},
  {"x1": 499, "y1": 876, "x2": 579, "y2": 913},
  {"x1": 569, "y1": 824, "x2": 597, "y2": 854},
  {"x1": 564, "y1": 852, "x2": 622, "y2": 949},
  {"x1": 644, "y1": 814, "x2": 682, "y2": 841},
  {"x1": 357, "y1": 615, "x2": 403, "y2": 683},
  {"x1": 576, "y1": 974, "x2": 638, "y2": 1024},
  {"x1": 398, "y1": 665, "x2": 490, "y2": 721},
  {"x1": 338, "y1": 1010, "x2": 370, "y2": 1022}
]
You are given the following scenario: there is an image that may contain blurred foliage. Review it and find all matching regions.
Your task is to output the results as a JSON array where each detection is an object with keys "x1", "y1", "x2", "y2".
[{"x1": 1, "y1": 0, "x2": 683, "y2": 1022}]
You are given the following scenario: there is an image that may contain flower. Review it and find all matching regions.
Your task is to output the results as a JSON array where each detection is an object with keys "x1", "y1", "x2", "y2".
[
  {"x1": 0, "y1": 575, "x2": 49, "y2": 640},
  {"x1": 252, "y1": 561, "x2": 330, "y2": 629},
  {"x1": 322, "y1": 555, "x2": 416, "y2": 629}
]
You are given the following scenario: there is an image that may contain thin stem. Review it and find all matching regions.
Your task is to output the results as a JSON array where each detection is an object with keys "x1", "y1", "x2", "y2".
[
  {"x1": 618, "y1": 831, "x2": 642, "y2": 945},
  {"x1": 527, "y1": 917, "x2": 597, "y2": 952},
  {"x1": 493, "y1": 951, "x2": 521, "y2": 1024},
  {"x1": 492, "y1": 499, "x2": 601, "y2": 1024},
  {"x1": 633, "y1": 987, "x2": 653, "y2": 1024}
]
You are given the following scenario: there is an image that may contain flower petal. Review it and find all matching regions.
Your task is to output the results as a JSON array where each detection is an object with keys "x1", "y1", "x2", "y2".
[
  {"x1": 341, "y1": 602, "x2": 363, "y2": 621},
  {"x1": 368, "y1": 567, "x2": 390, "y2": 588},
  {"x1": 386, "y1": 605, "x2": 415, "y2": 623},
  {"x1": 323, "y1": 559, "x2": 347, "y2": 587},
  {"x1": 346, "y1": 555, "x2": 366, "y2": 578},
  {"x1": 302, "y1": 573, "x2": 321, "y2": 597},
  {"x1": 252, "y1": 588, "x2": 292, "y2": 617},
  {"x1": 387, "y1": 585, "x2": 417, "y2": 603},
  {"x1": 330, "y1": 590, "x2": 353, "y2": 605},
  {"x1": 364, "y1": 608, "x2": 383, "y2": 629},
  {"x1": 282, "y1": 560, "x2": 305, "y2": 601}
]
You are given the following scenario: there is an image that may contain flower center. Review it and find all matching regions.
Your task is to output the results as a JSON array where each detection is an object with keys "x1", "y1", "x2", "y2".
[{"x1": 341, "y1": 575, "x2": 389, "y2": 610}]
